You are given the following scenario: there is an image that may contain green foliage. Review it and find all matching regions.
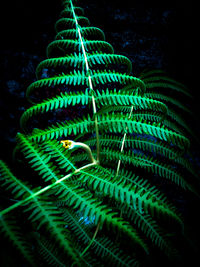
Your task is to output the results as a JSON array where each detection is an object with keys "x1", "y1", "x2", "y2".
[
  {"x1": 0, "y1": 213, "x2": 34, "y2": 266},
  {"x1": 0, "y1": 0, "x2": 199, "y2": 266}
]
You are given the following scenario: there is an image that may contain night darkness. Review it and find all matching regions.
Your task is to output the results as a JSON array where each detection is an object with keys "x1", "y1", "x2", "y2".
[{"x1": 0, "y1": 0, "x2": 199, "y2": 266}]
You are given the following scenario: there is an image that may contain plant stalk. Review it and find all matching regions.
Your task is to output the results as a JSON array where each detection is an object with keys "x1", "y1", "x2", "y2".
[
  {"x1": 70, "y1": 0, "x2": 100, "y2": 163},
  {"x1": 0, "y1": 162, "x2": 97, "y2": 218},
  {"x1": 116, "y1": 106, "x2": 134, "y2": 176}
]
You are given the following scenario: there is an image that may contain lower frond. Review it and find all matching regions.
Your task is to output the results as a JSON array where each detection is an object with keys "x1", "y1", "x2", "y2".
[
  {"x1": 0, "y1": 214, "x2": 35, "y2": 266},
  {"x1": 53, "y1": 181, "x2": 149, "y2": 253},
  {"x1": 62, "y1": 208, "x2": 140, "y2": 267}
]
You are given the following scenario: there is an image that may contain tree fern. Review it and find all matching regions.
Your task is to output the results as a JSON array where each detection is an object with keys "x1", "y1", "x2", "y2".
[{"x1": 0, "y1": 1, "x2": 199, "y2": 266}]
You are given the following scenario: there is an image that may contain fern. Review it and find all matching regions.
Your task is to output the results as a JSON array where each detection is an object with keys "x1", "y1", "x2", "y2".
[
  {"x1": 62, "y1": 208, "x2": 140, "y2": 266},
  {"x1": 0, "y1": 213, "x2": 34, "y2": 266},
  {"x1": 0, "y1": 1, "x2": 199, "y2": 266}
]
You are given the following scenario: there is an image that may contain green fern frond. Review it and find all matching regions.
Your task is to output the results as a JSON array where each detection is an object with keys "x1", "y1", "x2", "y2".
[
  {"x1": 62, "y1": 208, "x2": 140, "y2": 267},
  {"x1": 91, "y1": 236, "x2": 140, "y2": 267},
  {"x1": 96, "y1": 93, "x2": 167, "y2": 113},
  {"x1": 36, "y1": 52, "x2": 132, "y2": 79},
  {"x1": 0, "y1": 214, "x2": 35, "y2": 266},
  {"x1": 100, "y1": 148, "x2": 191, "y2": 191},
  {"x1": 55, "y1": 26, "x2": 105, "y2": 41},
  {"x1": 60, "y1": 6, "x2": 84, "y2": 18},
  {"x1": 16, "y1": 133, "x2": 65, "y2": 183},
  {"x1": 28, "y1": 115, "x2": 93, "y2": 142},
  {"x1": 139, "y1": 69, "x2": 167, "y2": 79},
  {"x1": 85, "y1": 134, "x2": 182, "y2": 160},
  {"x1": 26, "y1": 70, "x2": 145, "y2": 102},
  {"x1": 1, "y1": 0, "x2": 198, "y2": 265},
  {"x1": 0, "y1": 161, "x2": 78, "y2": 265},
  {"x1": 55, "y1": 16, "x2": 90, "y2": 33},
  {"x1": 41, "y1": 139, "x2": 76, "y2": 171},
  {"x1": 144, "y1": 92, "x2": 193, "y2": 115},
  {"x1": 96, "y1": 113, "x2": 189, "y2": 149},
  {"x1": 21, "y1": 89, "x2": 167, "y2": 130},
  {"x1": 24, "y1": 199, "x2": 82, "y2": 266},
  {"x1": 52, "y1": 182, "x2": 149, "y2": 253},
  {"x1": 34, "y1": 234, "x2": 66, "y2": 267},
  {"x1": 130, "y1": 110, "x2": 165, "y2": 123},
  {"x1": 144, "y1": 80, "x2": 191, "y2": 98},
  {"x1": 21, "y1": 89, "x2": 90, "y2": 129},
  {"x1": 74, "y1": 165, "x2": 183, "y2": 225},
  {"x1": 139, "y1": 70, "x2": 191, "y2": 98},
  {"x1": 12, "y1": 135, "x2": 148, "y2": 254},
  {"x1": 166, "y1": 107, "x2": 199, "y2": 142},
  {"x1": 27, "y1": 113, "x2": 190, "y2": 151},
  {"x1": 0, "y1": 160, "x2": 33, "y2": 199},
  {"x1": 47, "y1": 39, "x2": 114, "y2": 57},
  {"x1": 85, "y1": 134, "x2": 198, "y2": 180},
  {"x1": 120, "y1": 204, "x2": 178, "y2": 257}
]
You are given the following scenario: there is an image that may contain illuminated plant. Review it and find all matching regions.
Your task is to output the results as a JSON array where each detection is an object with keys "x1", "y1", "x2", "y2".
[{"x1": 0, "y1": 0, "x2": 199, "y2": 266}]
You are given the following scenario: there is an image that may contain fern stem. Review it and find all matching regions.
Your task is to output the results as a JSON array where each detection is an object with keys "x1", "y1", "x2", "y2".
[
  {"x1": 61, "y1": 140, "x2": 97, "y2": 164},
  {"x1": 80, "y1": 221, "x2": 100, "y2": 257},
  {"x1": 116, "y1": 106, "x2": 134, "y2": 176},
  {"x1": 0, "y1": 162, "x2": 97, "y2": 218},
  {"x1": 75, "y1": 142, "x2": 98, "y2": 164},
  {"x1": 70, "y1": 0, "x2": 100, "y2": 163}
]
